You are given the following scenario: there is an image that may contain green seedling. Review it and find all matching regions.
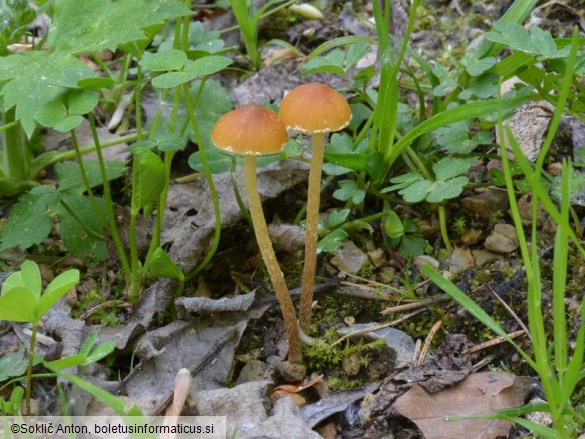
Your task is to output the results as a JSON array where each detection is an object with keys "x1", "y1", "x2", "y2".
[
  {"x1": 0, "y1": 260, "x2": 80, "y2": 415},
  {"x1": 425, "y1": 30, "x2": 585, "y2": 438},
  {"x1": 227, "y1": 0, "x2": 296, "y2": 70}
]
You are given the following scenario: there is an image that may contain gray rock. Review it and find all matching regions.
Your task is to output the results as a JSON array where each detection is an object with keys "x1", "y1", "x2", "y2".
[
  {"x1": 330, "y1": 241, "x2": 367, "y2": 274},
  {"x1": 484, "y1": 223, "x2": 519, "y2": 254}
]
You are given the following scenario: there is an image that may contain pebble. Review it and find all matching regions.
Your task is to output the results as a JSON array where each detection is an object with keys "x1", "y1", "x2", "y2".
[
  {"x1": 448, "y1": 247, "x2": 475, "y2": 273},
  {"x1": 484, "y1": 223, "x2": 519, "y2": 253},
  {"x1": 330, "y1": 241, "x2": 368, "y2": 275},
  {"x1": 472, "y1": 249, "x2": 501, "y2": 267},
  {"x1": 460, "y1": 188, "x2": 508, "y2": 220}
]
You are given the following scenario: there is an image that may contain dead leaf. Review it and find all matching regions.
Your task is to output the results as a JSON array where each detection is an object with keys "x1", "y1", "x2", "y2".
[
  {"x1": 270, "y1": 389, "x2": 306, "y2": 407},
  {"x1": 393, "y1": 372, "x2": 534, "y2": 439},
  {"x1": 300, "y1": 383, "x2": 380, "y2": 428}
]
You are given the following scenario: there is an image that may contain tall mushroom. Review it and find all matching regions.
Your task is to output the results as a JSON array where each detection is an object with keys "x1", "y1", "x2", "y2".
[
  {"x1": 211, "y1": 104, "x2": 302, "y2": 365},
  {"x1": 279, "y1": 82, "x2": 352, "y2": 332}
]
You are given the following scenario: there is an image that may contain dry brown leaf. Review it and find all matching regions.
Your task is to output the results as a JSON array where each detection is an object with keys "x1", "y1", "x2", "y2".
[
  {"x1": 270, "y1": 389, "x2": 306, "y2": 407},
  {"x1": 393, "y1": 371, "x2": 533, "y2": 439}
]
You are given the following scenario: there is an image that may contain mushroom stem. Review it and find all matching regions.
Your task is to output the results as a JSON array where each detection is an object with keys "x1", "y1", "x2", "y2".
[
  {"x1": 244, "y1": 155, "x2": 302, "y2": 364},
  {"x1": 299, "y1": 132, "x2": 326, "y2": 332}
]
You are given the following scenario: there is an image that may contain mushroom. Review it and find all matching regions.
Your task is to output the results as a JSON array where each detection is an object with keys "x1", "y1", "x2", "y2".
[
  {"x1": 211, "y1": 104, "x2": 302, "y2": 365},
  {"x1": 279, "y1": 82, "x2": 352, "y2": 332}
]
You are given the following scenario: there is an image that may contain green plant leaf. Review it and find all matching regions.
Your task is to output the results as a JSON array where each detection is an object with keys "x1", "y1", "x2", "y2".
[
  {"x1": 0, "y1": 345, "x2": 27, "y2": 381},
  {"x1": 35, "y1": 268, "x2": 80, "y2": 320},
  {"x1": 131, "y1": 148, "x2": 166, "y2": 213},
  {"x1": 383, "y1": 210, "x2": 404, "y2": 239},
  {"x1": 188, "y1": 148, "x2": 232, "y2": 174},
  {"x1": 0, "y1": 51, "x2": 93, "y2": 137},
  {"x1": 77, "y1": 77, "x2": 116, "y2": 90},
  {"x1": 48, "y1": 0, "x2": 191, "y2": 54},
  {"x1": 58, "y1": 193, "x2": 108, "y2": 260},
  {"x1": 83, "y1": 340, "x2": 116, "y2": 365},
  {"x1": 318, "y1": 229, "x2": 348, "y2": 253},
  {"x1": 46, "y1": 354, "x2": 86, "y2": 369},
  {"x1": 150, "y1": 132, "x2": 186, "y2": 152},
  {"x1": 184, "y1": 55, "x2": 233, "y2": 76},
  {"x1": 328, "y1": 209, "x2": 351, "y2": 229},
  {"x1": 188, "y1": 79, "x2": 233, "y2": 149},
  {"x1": 426, "y1": 176, "x2": 468, "y2": 203},
  {"x1": 79, "y1": 331, "x2": 98, "y2": 357},
  {"x1": 399, "y1": 179, "x2": 433, "y2": 203},
  {"x1": 54, "y1": 115, "x2": 84, "y2": 132},
  {"x1": 149, "y1": 247, "x2": 184, "y2": 280},
  {"x1": 0, "y1": 287, "x2": 37, "y2": 322},
  {"x1": 433, "y1": 156, "x2": 476, "y2": 180},
  {"x1": 21, "y1": 260, "x2": 42, "y2": 299},
  {"x1": 0, "y1": 186, "x2": 60, "y2": 251},
  {"x1": 68, "y1": 89, "x2": 99, "y2": 115},
  {"x1": 35, "y1": 101, "x2": 67, "y2": 127},
  {"x1": 139, "y1": 48, "x2": 187, "y2": 72},
  {"x1": 333, "y1": 180, "x2": 366, "y2": 204},
  {"x1": 151, "y1": 56, "x2": 232, "y2": 88},
  {"x1": 56, "y1": 160, "x2": 126, "y2": 193}
]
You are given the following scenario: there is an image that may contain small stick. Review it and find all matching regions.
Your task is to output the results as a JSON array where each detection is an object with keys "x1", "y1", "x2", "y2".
[
  {"x1": 330, "y1": 309, "x2": 426, "y2": 348},
  {"x1": 417, "y1": 320, "x2": 442, "y2": 365},
  {"x1": 161, "y1": 368, "x2": 193, "y2": 439},
  {"x1": 463, "y1": 330, "x2": 525, "y2": 355},
  {"x1": 487, "y1": 284, "x2": 531, "y2": 340},
  {"x1": 381, "y1": 295, "x2": 447, "y2": 315}
]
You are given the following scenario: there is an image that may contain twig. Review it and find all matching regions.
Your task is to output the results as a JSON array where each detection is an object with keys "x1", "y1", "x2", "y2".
[
  {"x1": 487, "y1": 284, "x2": 531, "y2": 341},
  {"x1": 381, "y1": 294, "x2": 447, "y2": 315},
  {"x1": 417, "y1": 320, "x2": 442, "y2": 365},
  {"x1": 463, "y1": 330, "x2": 525, "y2": 355},
  {"x1": 330, "y1": 309, "x2": 426, "y2": 348}
]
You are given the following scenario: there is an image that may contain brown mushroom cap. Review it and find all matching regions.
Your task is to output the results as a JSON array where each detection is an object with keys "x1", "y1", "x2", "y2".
[
  {"x1": 211, "y1": 104, "x2": 288, "y2": 155},
  {"x1": 278, "y1": 82, "x2": 352, "y2": 134}
]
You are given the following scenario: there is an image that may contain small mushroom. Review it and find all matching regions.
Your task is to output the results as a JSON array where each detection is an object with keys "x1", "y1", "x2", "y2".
[
  {"x1": 279, "y1": 82, "x2": 352, "y2": 332},
  {"x1": 211, "y1": 104, "x2": 302, "y2": 365}
]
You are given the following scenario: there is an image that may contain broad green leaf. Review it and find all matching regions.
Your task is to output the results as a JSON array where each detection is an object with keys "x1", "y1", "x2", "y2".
[
  {"x1": 318, "y1": 229, "x2": 348, "y2": 253},
  {"x1": 58, "y1": 193, "x2": 108, "y2": 260},
  {"x1": 383, "y1": 210, "x2": 404, "y2": 239},
  {"x1": 68, "y1": 89, "x2": 99, "y2": 115},
  {"x1": 35, "y1": 268, "x2": 80, "y2": 320},
  {"x1": 151, "y1": 71, "x2": 197, "y2": 89},
  {"x1": 183, "y1": 55, "x2": 233, "y2": 77},
  {"x1": 458, "y1": 73, "x2": 499, "y2": 100},
  {"x1": 54, "y1": 114, "x2": 84, "y2": 132},
  {"x1": 139, "y1": 49, "x2": 187, "y2": 72},
  {"x1": 79, "y1": 331, "x2": 98, "y2": 357},
  {"x1": 433, "y1": 156, "x2": 477, "y2": 180},
  {"x1": 0, "y1": 186, "x2": 59, "y2": 251},
  {"x1": 35, "y1": 101, "x2": 67, "y2": 127},
  {"x1": 21, "y1": 260, "x2": 42, "y2": 299},
  {"x1": 151, "y1": 132, "x2": 186, "y2": 152},
  {"x1": 188, "y1": 148, "x2": 232, "y2": 174},
  {"x1": 486, "y1": 22, "x2": 534, "y2": 54},
  {"x1": 56, "y1": 160, "x2": 126, "y2": 193},
  {"x1": 0, "y1": 345, "x2": 27, "y2": 381},
  {"x1": 328, "y1": 209, "x2": 351, "y2": 229},
  {"x1": 149, "y1": 247, "x2": 184, "y2": 280},
  {"x1": 462, "y1": 56, "x2": 497, "y2": 76},
  {"x1": 324, "y1": 152, "x2": 368, "y2": 172},
  {"x1": 77, "y1": 77, "x2": 116, "y2": 90},
  {"x1": 302, "y1": 49, "x2": 345, "y2": 75},
  {"x1": 333, "y1": 180, "x2": 366, "y2": 204},
  {"x1": 384, "y1": 171, "x2": 423, "y2": 192},
  {"x1": 366, "y1": 150, "x2": 386, "y2": 182},
  {"x1": 48, "y1": 0, "x2": 191, "y2": 54},
  {"x1": 426, "y1": 176, "x2": 468, "y2": 203},
  {"x1": 46, "y1": 355, "x2": 86, "y2": 369},
  {"x1": 0, "y1": 51, "x2": 93, "y2": 137},
  {"x1": 0, "y1": 287, "x2": 37, "y2": 322},
  {"x1": 83, "y1": 341, "x2": 116, "y2": 365},
  {"x1": 131, "y1": 148, "x2": 165, "y2": 212},
  {"x1": 399, "y1": 179, "x2": 433, "y2": 203},
  {"x1": 188, "y1": 21, "x2": 224, "y2": 53}
]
